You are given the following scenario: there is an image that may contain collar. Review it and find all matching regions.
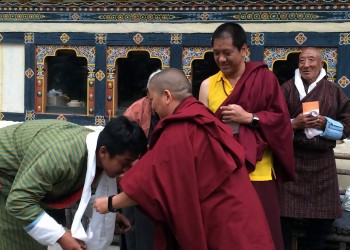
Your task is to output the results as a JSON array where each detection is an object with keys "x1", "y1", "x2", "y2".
[{"x1": 294, "y1": 68, "x2": 326, "y2": 100}]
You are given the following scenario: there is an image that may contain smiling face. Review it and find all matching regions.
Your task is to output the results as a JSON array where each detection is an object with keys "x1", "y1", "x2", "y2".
[
  {"x1": 298, "y1": 48, "x2": 324, "y2": 85},
  {"x1": 212, "y1": 36, "x2": 247, "y2": 78},
  {"x1": 98, "y1": 146, "x2": 138, "y2": 178}
]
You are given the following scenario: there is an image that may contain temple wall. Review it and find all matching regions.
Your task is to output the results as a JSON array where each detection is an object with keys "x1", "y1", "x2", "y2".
[
  {"x1": 0, "y1": 44, "x2": 25, "y2": 113},
  {"x1": 0, "y1": 1, "x2": 349, "y2": 125},
  {"x1": 1, "y1": 22, "x2": 350, "y2": 33}
]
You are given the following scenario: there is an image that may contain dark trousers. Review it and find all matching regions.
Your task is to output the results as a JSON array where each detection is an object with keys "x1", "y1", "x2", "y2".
[
  {"x1": 121, "y1": 206, "x2": 154, "y2": 250},
  {"x1": 281, "y1": 217, "x2": 334, "y2": 250}
]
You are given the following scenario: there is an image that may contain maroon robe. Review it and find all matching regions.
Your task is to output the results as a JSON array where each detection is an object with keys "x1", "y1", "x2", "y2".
[
  {"x1": 213, "y1": 62, "x2": 295, "y2": 250},
  {"x1": 215, "y1": 62, "x2": 295, "y2": 181},
  {"x1": 124, "y1": 96, "x2": 153, "y2": 138},
  {"x1": 121, "y1": 96, "x2": 274, "y2": 250}
]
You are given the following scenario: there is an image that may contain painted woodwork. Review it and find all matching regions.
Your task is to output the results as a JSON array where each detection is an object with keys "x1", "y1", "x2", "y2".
[{"x1": 0, "y1": 1, "x2": 349, "y2": 125}]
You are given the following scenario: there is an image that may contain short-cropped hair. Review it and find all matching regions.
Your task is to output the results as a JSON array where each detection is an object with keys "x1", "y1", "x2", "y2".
[
  {"x1": 97, "y1": 116, "x2": 147, "y2": 157},
  {"x1": 211, "y1": 22, "x2": 247, "y2": 50}
]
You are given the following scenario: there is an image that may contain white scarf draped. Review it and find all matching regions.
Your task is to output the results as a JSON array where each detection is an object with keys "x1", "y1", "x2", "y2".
[
  {"x1": 294, "y1": 68, "x2": 326, "y2": 139},
  {"x1": 294, "y1": 68, "x2": 326, "y2": 101},
  {"x1": 71, "y1": 131, "x2": 118, "y2": 250}
]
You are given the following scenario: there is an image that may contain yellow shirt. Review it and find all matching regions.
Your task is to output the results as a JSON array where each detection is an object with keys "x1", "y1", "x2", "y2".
[{"x1": 208, "y1": 71, "x2": 274, "y2": 181}]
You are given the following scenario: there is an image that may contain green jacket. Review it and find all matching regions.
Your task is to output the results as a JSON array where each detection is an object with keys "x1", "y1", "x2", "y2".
[{"x1": 0, "y1": 119, "x2": 91, "y2": 225}]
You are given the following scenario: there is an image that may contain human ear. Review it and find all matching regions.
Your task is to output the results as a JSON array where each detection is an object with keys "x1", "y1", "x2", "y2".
[
  {"x1": 164, "y1": 89, "x2": 172, "y2": 103},
  {"x1": 98, "y1": 146, "x2": 109, "y2": 159},
  {"x1": 240, "y1": 44, "x2": 248, "y2": 56}
]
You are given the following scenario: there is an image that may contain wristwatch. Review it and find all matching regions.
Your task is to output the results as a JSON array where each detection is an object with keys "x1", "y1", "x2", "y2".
[
  {"x1": 108, "y1": 195, "x2": 118, "y2": 213},
  {"x1": 250, "y1": 113, "x2": 259, "y2": 128}
]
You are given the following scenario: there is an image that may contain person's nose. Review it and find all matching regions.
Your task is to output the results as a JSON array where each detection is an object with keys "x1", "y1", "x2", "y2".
[
  {"x1": 217, "y1": 53, "x2": 226, "y2": 63},
  {"x1": 303, "y1": 59, "x2": 311, "y2": 68}
]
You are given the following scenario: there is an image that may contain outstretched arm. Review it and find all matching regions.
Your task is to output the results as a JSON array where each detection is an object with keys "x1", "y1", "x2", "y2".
[{"x1": 94, "y1": 192, "x2": 136, "y2": 214}]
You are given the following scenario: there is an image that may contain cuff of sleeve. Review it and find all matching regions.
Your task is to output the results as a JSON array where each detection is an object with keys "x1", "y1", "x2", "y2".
[
  {"x1": 320, "y1": 117, "x2": 344, "y2": 140},
  {"x1": 24, "y1": 211, "x2": 66, "y2": 246}
]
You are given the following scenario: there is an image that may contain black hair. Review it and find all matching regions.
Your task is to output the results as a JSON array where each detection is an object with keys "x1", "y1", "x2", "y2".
[
  {"x1": 96, "y1": 116, "x2": 147, "y2": 157},
  {"x1": 211, "y1": 22, "x2": 247, "y2": 50}
]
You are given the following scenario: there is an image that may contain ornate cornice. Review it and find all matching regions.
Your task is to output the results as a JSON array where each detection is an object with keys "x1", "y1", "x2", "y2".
[{"x1": 0, "y1": 1, "x2": 349, "y2": 22}]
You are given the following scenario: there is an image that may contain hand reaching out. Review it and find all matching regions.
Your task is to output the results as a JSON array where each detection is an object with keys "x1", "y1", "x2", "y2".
[
  {"x1": 94, "y1": 192, "x2": 137, "y2": 215},
  {"x1": 94, "y1": 197, "x2": 109, "y2": 214}
]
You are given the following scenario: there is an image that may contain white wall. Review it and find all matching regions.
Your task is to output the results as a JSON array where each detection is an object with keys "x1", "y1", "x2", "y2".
[
  {"x1": 0, "y1": 44, "x2": 25, "y2": 113},
  {"x1": 1, "y1": 22, "x2": 350, "y2": 33}
]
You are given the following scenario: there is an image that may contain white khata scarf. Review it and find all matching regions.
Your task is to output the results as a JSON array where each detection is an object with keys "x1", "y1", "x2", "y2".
[
  {"x1": 294, "y1": 68, "x2": 326, "y2": 139},
  {"x1": 294, "y1": 68, "x2": 326, "y2": 101},
  {"x1": 71, "y1": 131, "x2": 118, "y2": 250}
]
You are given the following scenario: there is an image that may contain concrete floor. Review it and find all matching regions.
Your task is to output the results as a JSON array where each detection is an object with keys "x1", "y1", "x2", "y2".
[
  {"x1": 334, "y1": 140, "x2": 350, "y2": 192},
  {"x1": 48, "y1": 243, "x2": 120, "y2": 250}
]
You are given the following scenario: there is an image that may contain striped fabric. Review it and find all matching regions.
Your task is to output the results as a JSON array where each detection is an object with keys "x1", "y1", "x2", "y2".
[
  {"x1": 0, "y1": 192, "x2": 47, "y2": 250},
  {"x1": 280, "y1": 78, "x2": 350, "y2": 219},
  {"x1": 0, "y1": 119, "x2": 91, "y2": 249}
]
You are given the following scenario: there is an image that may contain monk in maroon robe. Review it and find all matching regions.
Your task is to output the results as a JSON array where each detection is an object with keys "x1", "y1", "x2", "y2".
[
  {"x1": 94, "y1": 68, "x2": 274, "y2": 250},
  {"x1": 199, "y1": 22, "x2": 294, "y2": 250}
]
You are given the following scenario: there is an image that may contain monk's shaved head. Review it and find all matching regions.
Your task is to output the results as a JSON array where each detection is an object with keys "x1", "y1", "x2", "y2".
[{"x1": 148, "y1": 68, "x2": 192, "y2": 101}]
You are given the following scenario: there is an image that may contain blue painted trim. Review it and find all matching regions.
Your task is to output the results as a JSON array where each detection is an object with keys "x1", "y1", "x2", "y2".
[
  {"x1": 25, "y1": 43, "x2": 35, "y2": 111},
  {"x1": 95, "y1": 44, "x2": 107, "y2": 116},
  {"x1": 250, "y1": 46, "x2": 264, "y2": 62},
  {"x1": 1, "y1": 112, "x2": 27, "y2": 122},
  {"x1": 170, "y1": 45, "x2": 183, "y2": 70},
  {"x1": 1, "y1": 30, "x2": 350, "y2": 124},
  {"x1": 337, "y1": 46, "x2": 350, "y2": 97}
]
